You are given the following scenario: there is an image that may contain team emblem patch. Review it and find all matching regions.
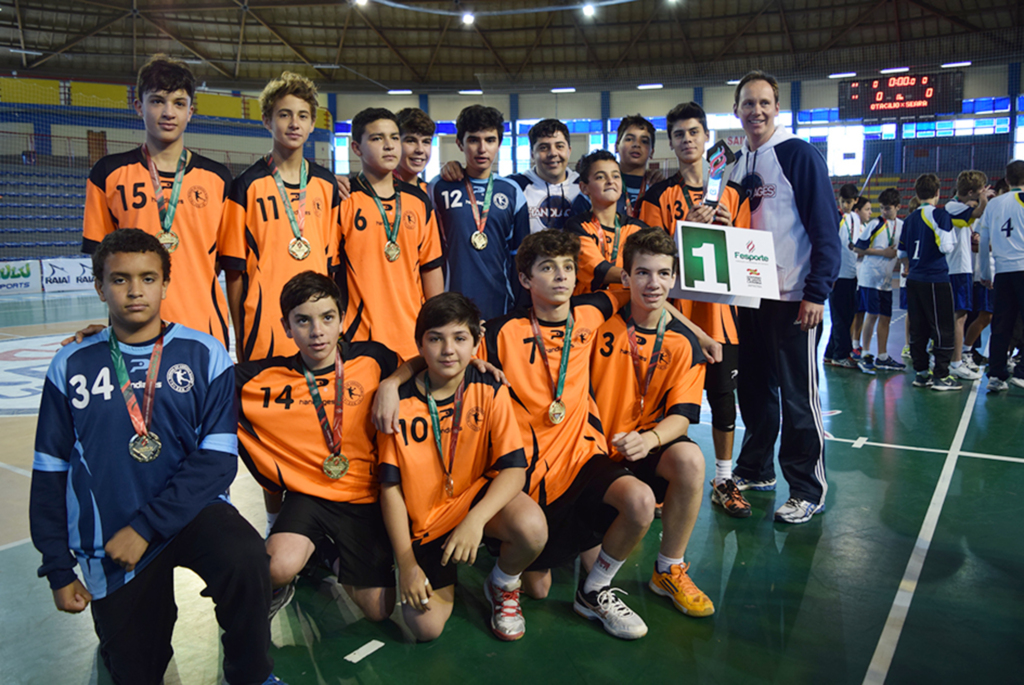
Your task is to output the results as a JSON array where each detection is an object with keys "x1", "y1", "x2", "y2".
[
  {"x1": 466, "y1": 405, "x2": 485, "y2": 431},
  {"x1": 343, "y1": 380, "x2": 365, "y2": 406},
  {"x1": 187, "y1": 186, "x2": 209, "y2": 209},
  {"x1": 313, "y1": 198, "x2": 324, "y2": 218},
  {"x1": 166, "y1": 364, "x2": 195, "y2": 393},
  {"x1": 493, "y1": 193, "x2": 509, "y2": 210}
]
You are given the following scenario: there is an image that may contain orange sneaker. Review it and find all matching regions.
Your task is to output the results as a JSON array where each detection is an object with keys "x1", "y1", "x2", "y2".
[{"x1": 649, "y1": 563, "x2": 714, "y2": 617}]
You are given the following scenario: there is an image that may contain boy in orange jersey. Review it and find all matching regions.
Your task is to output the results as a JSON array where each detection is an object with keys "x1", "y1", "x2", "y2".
[
  {"x1": 235, "y1": 271, "x2": 398, "y2": 623},
  {"x1": 378, "y1": 293, "x2": 546, "y2": 642},
  {"x1": 82, "y1": 54, "x2": 233, "y2": 347},
  {"x1": 590, "y1": 228, "x2": 714, "y2": 617},
  {"x1": 639, "y1": 101, "x2": 752, "y2": 518},
  {"x1": 476, "y1": 230, "x2": 720, "y2": 641},
  {"x1": 338, "y1": 107, "x2": 444, "y2": 362},
  {"x1": 564, "y1": 150, "x2": 652, "y2": 295},
  {"x1": 221, "y1": 72, "x2": 341, "y2": 362}
]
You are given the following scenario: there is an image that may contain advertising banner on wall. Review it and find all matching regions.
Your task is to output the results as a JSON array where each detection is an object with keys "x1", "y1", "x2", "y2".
[
  {"x1": 41, "y1": 257, "x2": 95, "y2": 293},
  {"x1": 0, "y1": 260, "x2": 43, "y2": 295}
]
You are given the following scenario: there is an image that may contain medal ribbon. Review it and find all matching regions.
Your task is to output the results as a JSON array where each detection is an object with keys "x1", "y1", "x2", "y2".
[
  {"x1": 141, "y1": 145, "x2": 187, "y2": 236},
  {"x1": 591, "y1": 212, "x2": 623, "y2": 262},
  {"x1": 626, "y1": 311, "x2": 668, "y2": 412},
  {"x1": 360, "y1": 173, "x2": 402, "y2": 246},
  {"x1": 425, "y1": 373, "x2": 466, "y2": 490},
  {"x1": 625, "y1": 176, "x2": 648, "y2": 218},
  {"x1": 301, "y1": 346, "x2": 344, "y2": 456},
  {"x1": 529, "y1": 308, "x2": 574, "y2": 407},
  {"x1": 465, "y1": 175, "x2": 495, "y2": 239},
  {"x1": 108, "y1": 324, "x2": 164, "y2": 441},
  {"x1": 265, "y1": 154, "x2": 307, "y2": 242}
]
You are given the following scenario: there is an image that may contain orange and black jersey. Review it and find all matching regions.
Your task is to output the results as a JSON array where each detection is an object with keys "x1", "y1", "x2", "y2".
[
  {"x1": 590, "y1": 304, "x2": 706, "y2": 457},
  {"x1": 338, "y1": 178, "x2": 443, "y2": 362},
  {"x1": 235, "y1": 340, "x2": 397, "y2": 504},
  {"x1": 563, "y1": 212, "x2": 651, "y2": 295},
  {"x1": 83, "y1": 148, "x2": 232, "y2": 347},
  {"x1": 220, "y1": 157, "x2": 341, "y2": 362},
  {"x1": 638, "y1": 177, "x2": 750, "y2": 345},
  {"x1": 480, "y1": 291, "x2": 627, "y2": 506},
  {"x1": 378, "y1": 366, "x2": 525, "y2": 543}
]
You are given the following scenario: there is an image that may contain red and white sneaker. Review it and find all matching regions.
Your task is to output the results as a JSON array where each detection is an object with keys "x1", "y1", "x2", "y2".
[{"x1": 484, "y1": 578, "x2": 525, "y2": 641}]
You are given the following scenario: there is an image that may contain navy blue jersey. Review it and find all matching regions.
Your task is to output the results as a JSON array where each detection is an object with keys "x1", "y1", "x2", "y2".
[
  {"x1": 430, "y1": 174, "x2": 530, "y2": 319},
  {"x1": 31, "y1": 324, "x2": 237, "y2": 599},
  {"x1": 898, "y1": 204, "x2": 957, "y2": 283}
]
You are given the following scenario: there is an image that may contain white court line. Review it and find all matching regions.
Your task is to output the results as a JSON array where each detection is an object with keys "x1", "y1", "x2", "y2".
[
  {"x1": 0, "y1": 461, "x2": 32, "y2": 478},
  {"x1": 852, "y1": 436, "x2": 868, "y2": 448},
  {"x1": 959, "y1": 451, "x2": 1024, "y2": 465},
  {"x1": 825, "y1": 436, "x2": 947, "y2": 455},
  {"x1": 862, "y1": 382, "x2": 980, "y2": 684},
  {"x1": 0, "y1": 537, "x2": 32, "y2": 552},
  {"x1": 344, "y1": 639, "x2": 384, "y2": 663}
]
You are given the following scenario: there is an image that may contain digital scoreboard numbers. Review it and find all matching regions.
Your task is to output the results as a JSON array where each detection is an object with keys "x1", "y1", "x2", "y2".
[{"x1": 838, "y1": 71, "x2": 963, "y2": 119}]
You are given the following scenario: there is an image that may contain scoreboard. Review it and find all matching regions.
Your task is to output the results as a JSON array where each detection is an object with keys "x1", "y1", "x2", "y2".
[{"x1": 838, "y1": 72, "x2": 963, "y2": 119}]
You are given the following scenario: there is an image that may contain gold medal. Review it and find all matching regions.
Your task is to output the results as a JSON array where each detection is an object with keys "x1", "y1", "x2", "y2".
[
  {"x1": 384, "y1": 240, "x2": 401, "y2": 262},
  {"x1": 129, "y1": 431, "x2": 162, "y2": 463},
  {"x1": 548, "y1": 400, "x2": 566, "y2": 425},
  {"x1": 470, "y1": 231, "x2": 488, "y2": 250},
  {"x1": 445, "y1": 475, "x2": 455, "y2": 498},
  {"x1": 288, "y1": 236, "x2": 311, "y2": 260},
  {"x1": 322, "y1": 453, "x2": 349, "y2": 480},
  {"x1": 158, "y1": 230, "x2": 180, "y2": 253}
]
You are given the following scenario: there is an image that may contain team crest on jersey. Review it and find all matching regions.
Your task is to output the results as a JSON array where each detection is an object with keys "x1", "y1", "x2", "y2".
[
  {"x1": 494, "y1": 193, "x2": 509, "y2": 210},
  {"x1": 187, "y1": 186, "x2": 209, "y2": 209},
  {"x1": 343, "y1": 380, "x2": 365, "y2": 406},
  {"x1": 466, "y1": 405, "x2": 485, "y2": 431},
  {"x1": 573, "y1": 327, "x2": 594, "y2": 345},
  {"x1": 313, "y1": 198, "x2": 324, "y2": 218},
  {"x1": 405, "y1": 212, "x2": 416, "y2": 226},
  {"x1": 166, "y1": 364, "x2": 195, "y2": 393},
  {"x1": 741, "y1": 173, "x2": 775, "y2": 213}
]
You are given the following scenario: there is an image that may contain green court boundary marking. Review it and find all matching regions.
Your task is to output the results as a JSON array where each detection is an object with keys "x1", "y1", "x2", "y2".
[{"x1": 862, "y1": 381, "x2": 980, "y2": 684}]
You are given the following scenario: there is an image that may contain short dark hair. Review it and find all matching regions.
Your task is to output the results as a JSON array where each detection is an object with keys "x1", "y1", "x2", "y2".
[
  {"x1": 136, "y1": 54, "x2": 195, "y2": 101},
  {"x1": 877, "y1": 187, "x2": 901, "y2": 207},
  {"x1": 528, "y1": 118, "x2": 570, "y2": 149},
  {"x1": 734, "y1": 70, "x2": 780, "y2": 106},
  {"x1": 575, "y1": 150, "x2": 619, "y2": 184},
  {"x1": 352, "y1": 107, "x2": 398, "y2": 144},
  {"x1": 915, "y1": 173, "x2": 941, "y2": 200},
  {"x1": 852, "y1": 197, "x2": 870, "y2": 213},
  {"x1": 396, "y1": 107, "x2": 435, "y2": 138},
  {"x1": 994, "y1": 177, "x2": 1010, "y2": 194},
  {"x1": 279, "y1": 271, "x2": 342, "y2": 323},
  {"x1": 456, "y1": 105, "x2": 504, "y2": 144},
  {"x1": 616, "y1": 115, "x2": 656, "y2": 150},
  {"x1": 515, "y1": 229, "x2": 580, "y2": 277},
  {"x1": 415, "y1": 292, "x2": 482, "y2": 346},
  {"x1": 92, "y1": 229, "x2": 171, "y2": 283},
  {"x1": 839, "y1": 183, "x2": 860, "y2": 201},
  {"x1": 622, "y1": 227, "x2": 678, "y2": 275},
  {"x1": 1004, "y1": 160, "x2": 1024, "y2": 188},
  {"x1": 666, "y1": 102, "x2": 708, "y2": 142}
]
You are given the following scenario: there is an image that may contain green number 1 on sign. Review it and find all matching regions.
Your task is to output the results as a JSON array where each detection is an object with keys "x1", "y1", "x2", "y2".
[{"x1": 691, "y1": 243, "x2": 729, "y2": 293}]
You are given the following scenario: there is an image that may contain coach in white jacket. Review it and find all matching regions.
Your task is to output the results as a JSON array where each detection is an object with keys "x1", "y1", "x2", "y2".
[{"x1": 728, "y1": 71, "x2": 842, "y2": 524}]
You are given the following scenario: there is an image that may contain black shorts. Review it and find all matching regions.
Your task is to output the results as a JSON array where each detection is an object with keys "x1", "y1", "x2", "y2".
[
  {"x1": 528, "y1": 455, "x2": 632, "y2": 572},
  {"x1": 622, "y1": 434, "x2": 696, "y2": 502},
  {"x1": 413, "y1": 483, "x2": 491, "y2": 590},
  {"x1": 272, "y1": 492, "x2": 395, "y2": 588}
]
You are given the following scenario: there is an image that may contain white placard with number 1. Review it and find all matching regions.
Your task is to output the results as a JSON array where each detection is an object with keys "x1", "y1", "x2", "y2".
[{"x1": 668, "y1": 220, "x2": 781, "y2": 308}]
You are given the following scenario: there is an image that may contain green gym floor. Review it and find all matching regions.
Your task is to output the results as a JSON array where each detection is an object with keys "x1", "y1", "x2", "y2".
[{"x1": 0, "y1": 293, "x2": 1021, "y2": 685}]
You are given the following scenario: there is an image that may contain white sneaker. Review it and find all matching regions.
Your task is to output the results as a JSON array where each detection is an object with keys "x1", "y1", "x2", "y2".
[
  {"x1": 962, "y1": 357, "x2": 980, "y2": 373},
  {"x1": 268, "y1": 581, "x2": 296, "y2": 621},
  {"x1": 987, "y1": 378, "x2": 1009, "y2": 393},
  {"x1": 951, "y1": 363, "x2": 982, "y2": 380},
  {"x1": 574, "y1": 586, "x2": 648, "y2": 640},
  {"x1": 1010, "y1": 377, "x2": 1024, "y2": 389},
  {"x1": 484, "y1": 578, "x2": 525, "y2": 641},
  {"x1": 774, "y1": 497, "x2": 825, "y2": 524}
]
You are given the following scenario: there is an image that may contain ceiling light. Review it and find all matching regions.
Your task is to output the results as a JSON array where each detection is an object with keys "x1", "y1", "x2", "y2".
[
  {"x1": 637, "y1": 83, "x2": 663, "y2": 90},
  {"x1": 829, "y1": 72, "x2": 857, "y2": 79},
  {"x1": 182, "y1": 59, "x2": 203, "y2": 65},
  {"x1": 387, "y1": 89, "x2": 413, "y2": 95},
  {"x1": 726, "y1": 80, "x2": 741, "y2": 85},
  {"x1": 880, "y1": 67, "x2": 910, "y2": 74},
  {"x1": 942, "y1": 61, "x2": 971, "y2": 68},
  {"x1": 583, "y1": 4, "x2": 595, "y2": 17},
  {"x1": 314, "y1": 63, "x2": 340, "y2": 69},
  {"x1": 459, "y1": 89, "x2": 483, "y2": 95},
  {"x1": 355, "y1": 0, "x2": 368, "y2": 6},
  {"x1": 551, "y1": 87, "x2": 576, "y2": 94},
  {"x1": 9, "y1": 48, "x2": 43, "y2": 56},
  {"x1": 462, "y1": 12, "x2": 474, "y2": 25}
]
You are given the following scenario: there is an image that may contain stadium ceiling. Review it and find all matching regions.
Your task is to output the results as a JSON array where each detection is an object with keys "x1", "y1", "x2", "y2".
[{"x1": 1, "y1": 0, "x2": 1021, "y2": 93}]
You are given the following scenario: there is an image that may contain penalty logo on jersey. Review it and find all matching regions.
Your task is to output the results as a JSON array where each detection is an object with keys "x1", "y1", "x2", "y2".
[{"x1": 167, "y1": 364, "x2": 195, "y2": 393}]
